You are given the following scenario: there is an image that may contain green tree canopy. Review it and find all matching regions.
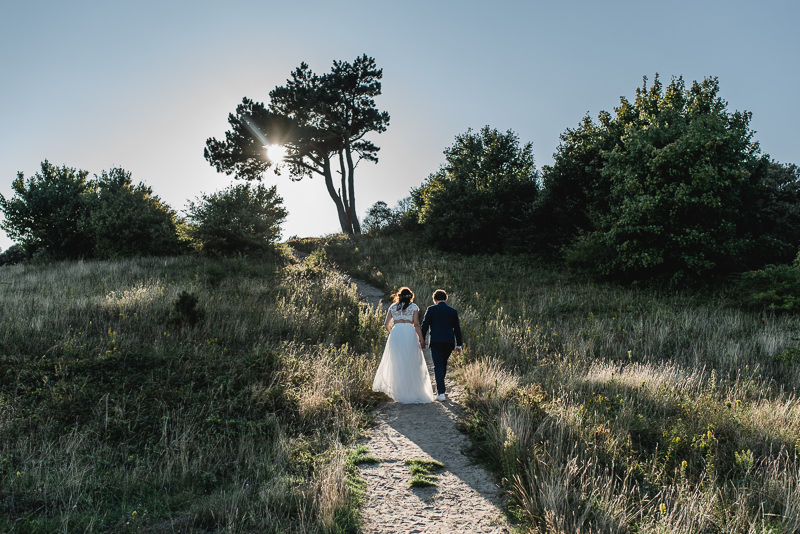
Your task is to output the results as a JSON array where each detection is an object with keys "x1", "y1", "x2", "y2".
[
  {"x1": 412, "y1": 126, "x2": 539, "y2": 253},
  {"x1": 186, "y1": 182, "x2": 287, "y2": 255},
  {"x1": 0, "y1": 160, "x2": 94, "y2": 259},
  {"x1": 540, "y1": 75, "x2": 792, "y2": 283},
  {"x1": 81, "y1": 168, "x2": 185, "y2": 259},
  {"x1": 1, "y1": 161, "x2": 186, "y2": 260},
  {"x1": 362, "y1": 197, "x2": 414, "y2": 235},
  {"x1": 204, "y1": 54, "x2": 390, "y2": 235}
]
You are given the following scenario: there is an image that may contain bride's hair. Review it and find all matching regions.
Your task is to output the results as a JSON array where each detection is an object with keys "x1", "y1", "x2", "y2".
[{"x1": 393, "y1": 287, "x2": 414, "y2": 311}]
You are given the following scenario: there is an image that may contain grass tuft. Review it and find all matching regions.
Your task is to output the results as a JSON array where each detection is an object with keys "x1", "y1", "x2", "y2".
[{"x1": 405, "y1": 458, "x2": 445, "y2": 487}]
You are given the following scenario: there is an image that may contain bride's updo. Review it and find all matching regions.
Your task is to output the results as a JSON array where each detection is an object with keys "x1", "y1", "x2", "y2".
[{"x1": 393, "y1": 287, "x2": 414, "y2": 311}]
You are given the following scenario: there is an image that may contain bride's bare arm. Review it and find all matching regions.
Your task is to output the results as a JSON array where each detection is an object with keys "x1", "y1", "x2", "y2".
[{"x1": 384, "y1": 309, "x2": 392, "y2": 333}]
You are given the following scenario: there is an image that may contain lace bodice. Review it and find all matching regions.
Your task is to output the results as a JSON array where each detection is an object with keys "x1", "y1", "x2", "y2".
[{"x1": 390, "y1": 302, "x2": 419, "y2": 322}]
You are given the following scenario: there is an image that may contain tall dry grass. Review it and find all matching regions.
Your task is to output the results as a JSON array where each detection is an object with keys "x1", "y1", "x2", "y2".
[
  {"x1": 314, "y1": 234, "x2": 800, "y2": 533},
  {"x1": 1, "y1": 250, "x2": 384, "y2": 532}
]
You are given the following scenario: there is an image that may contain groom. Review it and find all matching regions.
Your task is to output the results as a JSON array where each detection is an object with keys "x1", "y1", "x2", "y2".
[{"x1": 421, "y1": 289, "x2": 462, "y2": 401}]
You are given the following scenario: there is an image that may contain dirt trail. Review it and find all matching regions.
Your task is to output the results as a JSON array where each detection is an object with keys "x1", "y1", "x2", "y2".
[{"x1": 353, "y1": 283, "x2": 511, "y2": 534}]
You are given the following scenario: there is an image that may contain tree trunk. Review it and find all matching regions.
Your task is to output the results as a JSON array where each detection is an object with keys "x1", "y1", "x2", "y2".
[
  {"x1": 338, "y1": 150, "x2": 355, "y2": 233},
  {"x1": 345, "y1": 144, "x2": 361, "y2": 234},
  {"x1": 322, "y1": 160, "x2": 353, "y2": 235}
]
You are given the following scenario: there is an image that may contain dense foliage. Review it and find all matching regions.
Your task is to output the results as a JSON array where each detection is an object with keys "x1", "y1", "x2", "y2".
[
  {"x1": 399, "y1": 75, "x2": 800, "y2": 284},
  {"x1": 0, "y1": 161, "x2": 94, "y2": 259},
  {"x1": 186, "y1": 182, "x2": 287, "y2": 255},
  {"x1": 0, "y1": 244, "x2": 25, "y2": 266},
  {"x1": 361, "y1": 198, "x2": 414, "y2": 235},
  {"x1": 410, "y1": 127, "x2": 539, "y2": 253},
  {"x1": 0, "y1": 162, "x2": 186, "y2": 260},
  {"x1": 205, "y1": 54, "x2": 390, "y2": 235},
  {"x1": 82, "y1": 168, "x2": 186, "y2": 259},
  {"x1": 736, "y1": 250, "x2": 800, "y2": 313},
  {"x1": 543, "y1": 75, "x2": 798, "y2": 282}
]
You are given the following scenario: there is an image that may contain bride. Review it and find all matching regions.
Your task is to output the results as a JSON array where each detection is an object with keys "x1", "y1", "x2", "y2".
[{"x1": 372, "y1": 287, "x2": 435, "y2": 403}]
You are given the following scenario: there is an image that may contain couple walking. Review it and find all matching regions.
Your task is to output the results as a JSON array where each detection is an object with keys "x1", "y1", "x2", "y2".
[{"x1": 372, "y1": 287, "x2": 462, "y2": 403}]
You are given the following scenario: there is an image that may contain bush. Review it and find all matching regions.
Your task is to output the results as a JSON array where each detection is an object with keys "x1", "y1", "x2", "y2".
[
  {"x1": 362, "y1": 201, "x2": 397, "y2": 235},
  {"x1": 81, "y1": 168, "x2": 185, "y2": 258},
  {"x1": 411, "y1": 127, "x2": 539, "y2": 253},
  {"x1": 0, "y1": 161, "x2": 94, "y2": 259},
  {"x1": 542, "y1": 75, "x2": 785, "y2": 283},
  {"x1": 362, "y1": 197, "x2": 416, "y2": 235},
  {"x1": 167, "y1": 290, "x2": 206, "y2": 326},
  {"x1": 1, "y1": 161, "x2": 188, "y2": 260},
  {"x1": 742, "y1": 160, "x2": 800, "y2": 266},
  {"x1": 0, "y1": 244, "x2": 26, "y2": 266},
  {"x1": 737, "y1": 263, "x2": 800, "y2": 313},
  {"x1": 186, "y1": 182, "x2": 287, "y2": 255}
]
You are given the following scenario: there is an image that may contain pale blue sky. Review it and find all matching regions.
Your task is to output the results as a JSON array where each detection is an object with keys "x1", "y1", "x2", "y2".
[{"x1": 1, "y1": 0, "x2": 798, "y2": 251}]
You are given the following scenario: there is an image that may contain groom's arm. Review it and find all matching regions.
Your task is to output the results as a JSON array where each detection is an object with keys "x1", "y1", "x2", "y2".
[{"x1": 421, "y1": 307, "x2": 431, "y2": 339}]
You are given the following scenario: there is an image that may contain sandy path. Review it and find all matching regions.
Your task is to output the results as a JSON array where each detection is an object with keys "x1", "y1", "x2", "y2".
[
  {"x1": 353, "y1": 285, "x2": 512, "y2": 534},
  {"x1": 288, "y1": 249, "x2": 511, "y2": 532},
  {"x1": 357, "y1": 359, "x2": 512, "y2": 534}
]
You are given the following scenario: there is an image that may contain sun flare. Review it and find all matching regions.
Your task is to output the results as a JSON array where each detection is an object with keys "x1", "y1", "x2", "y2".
[{"x1": 265, "y1": 144, "x2": 287, "y2": 163}]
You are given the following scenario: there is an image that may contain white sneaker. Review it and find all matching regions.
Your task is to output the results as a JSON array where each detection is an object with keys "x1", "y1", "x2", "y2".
[{"x1": 436, "y1": 393, "x2": 446, "y2": 401}]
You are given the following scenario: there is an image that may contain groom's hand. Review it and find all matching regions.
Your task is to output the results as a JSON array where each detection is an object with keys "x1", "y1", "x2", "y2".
[{"x1": 454, "y1": 347, "x2": 462, "y2": 356}]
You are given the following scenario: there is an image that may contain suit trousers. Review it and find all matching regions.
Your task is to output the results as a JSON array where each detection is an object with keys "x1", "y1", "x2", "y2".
[{"x1": 429, "y1": 342, "x2": 455, "y2": 394}]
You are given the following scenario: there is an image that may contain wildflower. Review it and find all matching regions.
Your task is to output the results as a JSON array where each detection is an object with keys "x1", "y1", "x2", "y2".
[
  {"x1": 16, "y1": 471, "x2": 21, "y2": 478},
  {"x1": 659, "y1": 503, "x2": 666, "y2": 513}
]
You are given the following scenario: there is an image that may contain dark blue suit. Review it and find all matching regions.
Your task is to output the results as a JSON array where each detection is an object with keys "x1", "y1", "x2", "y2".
[{"x1": 421, "y1": 301, "x2": 462, "y2": 395}]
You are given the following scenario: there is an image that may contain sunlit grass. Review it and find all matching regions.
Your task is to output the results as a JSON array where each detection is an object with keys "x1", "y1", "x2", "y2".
[
  {"x1": 315, "y1": 233, "x2": 800, "y2": 533},
  {"x1": 0, "y1": 251, "x2": 385, "y2": 532}
]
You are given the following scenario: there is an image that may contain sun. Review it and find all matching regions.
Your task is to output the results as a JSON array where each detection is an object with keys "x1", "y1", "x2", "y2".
[{"x1": 265, "y1": 144, "x2": 287, "y2": 163}]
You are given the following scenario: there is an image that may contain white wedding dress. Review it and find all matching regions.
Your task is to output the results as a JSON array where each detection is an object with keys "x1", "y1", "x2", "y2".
[{"x1": 372, "y1": 303, "x2": 435, "y2": 403}]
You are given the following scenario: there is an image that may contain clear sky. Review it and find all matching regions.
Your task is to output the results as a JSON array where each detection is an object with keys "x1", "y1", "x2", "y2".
[{"x1": 2, "y1": 0, "x2": 798, "y2": 251}]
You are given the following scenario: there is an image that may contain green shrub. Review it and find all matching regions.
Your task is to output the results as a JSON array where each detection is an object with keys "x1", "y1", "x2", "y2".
[
  {"x1": 82, "y1": 168, "x2": 185, "y2": 258},
  {"x1": 167, "y1": 290, "x2": 206, "y2": 326},
  {"x1": 541, "y1": 75, "x2": 798, "y2": 283},
  {"x1": 1, "y1": 162, "x2": 187, "y2": 261},
  {"x1": 0, "y1": 244, "x2": 26, "y2": 266},
  {"x1": 411, "y1": 126, "x2": 539, "y2": 253},
  {"x1": 362, "y1": 198, "x2": 415, "y2": 235},
  {"x1": 186, "y1": 182, "x2": 287, "y2": 255},
  {"x1": 738, "y1": 263, "x2": 800, "y2": 312},
  {"x1": 0, "y1": 160, "x2": 94, "y2": 259}
]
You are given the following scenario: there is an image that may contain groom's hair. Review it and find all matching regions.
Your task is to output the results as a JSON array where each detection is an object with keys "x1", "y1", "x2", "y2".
[{"x1": 432, "y1": 289, "x2": 447, "y2": 302}]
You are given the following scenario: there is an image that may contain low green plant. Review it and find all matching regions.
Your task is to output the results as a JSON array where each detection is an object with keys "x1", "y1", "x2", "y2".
[
  {"x1": 350, "y1": 445, "x2": 380, "y2": 465},
  {"x1": 738, "y1": 263, "x2": 800, "y2": 312},
  {"x1": 167, "y1": 290, "x2": 205, "y2": 326},
  {"x1": 185, "y1": 182, "x2": 287, "y2": 255},
  {"x1": 405, "y1": 458, "x2": 444, "y2": 487}
]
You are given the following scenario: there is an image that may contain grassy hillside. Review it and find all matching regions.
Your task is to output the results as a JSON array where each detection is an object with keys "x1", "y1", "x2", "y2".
[
  {"x1": 0, "y1": 249, "x2": 385, "y2": 532},
  {"x1": 301, "y1": 234, "x2": 800, "y2": 533}
]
